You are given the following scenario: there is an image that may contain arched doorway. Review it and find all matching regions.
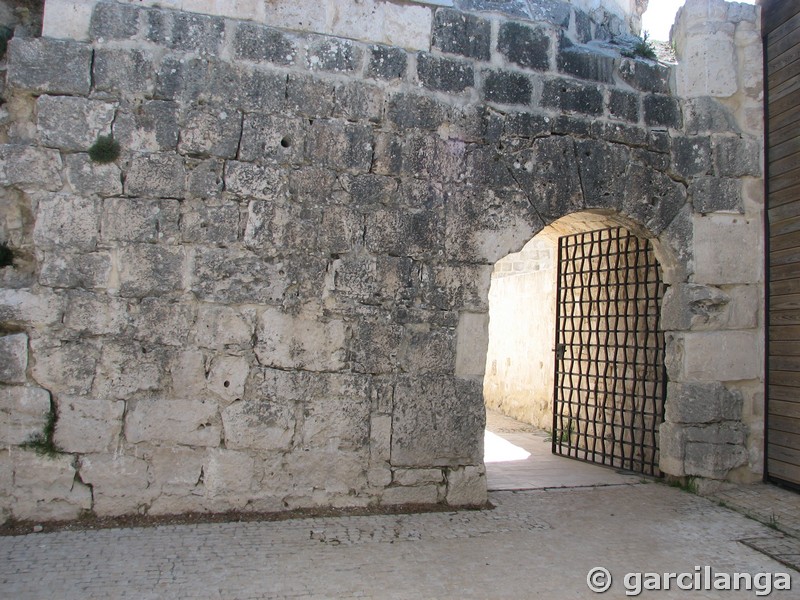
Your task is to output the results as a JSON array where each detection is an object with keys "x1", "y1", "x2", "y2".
[{"x1": 484, "y1": 212, "x2": 667, "y2": 478}]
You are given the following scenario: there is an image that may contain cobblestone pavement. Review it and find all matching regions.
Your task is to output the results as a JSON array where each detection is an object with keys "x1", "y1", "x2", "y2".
[{"x1": 1, "y1": 483, "x2": 798, "y2": 599}]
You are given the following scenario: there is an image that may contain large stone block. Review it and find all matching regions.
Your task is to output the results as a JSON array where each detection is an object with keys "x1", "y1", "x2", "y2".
[
  {"x1": 644, "y1": 95, "x2": 683, "y2": 129},
  {"x1": 286, "y1": 74, "x2": 335, "y2": 119},
  {"x1": 446, "y1": 465, "x2": 487, "y2": 506},
  {"x1": 125, "y1": 154, "x2": 186, "y2": 198},
  {"x1": 661, "y1": 283, "x2": 758, "y2": 331},
  {"x1": 125, "y1": 397, "x2": 221, "y2": 447},
  {"x1": 691, "y1": 175, "x2": 743, "y2": 214},
  {"x1": 102, "y1": 198, "x2": 180, "y2": 244},
  {"x1": 671, "y1": 136, "x2": 713, "y2": 179},
  {"x1": 0, "y1": 386, "x2": 50, "y2": 446},
  {"x1": 0, "y1": 289, "x2": 64, "y2": 328},
  {"x1": 367, "y1": 44, "x2": 407, "y2": 80},
  {"x1": 608, "y1": 89, "x2": 640, "y2": 123},
  {"x1": 387, "y1": 93, "x2": 448, "y2": 131},
  {"x1": 93, "y1": 48, "x2": 155, "y2": 97},
  {"x1": 416, "y1": 52, "x2": 474, "y2": 94},
  {"x1": 0, "y1": 145, "x2": 62, "y2": 192},
  {"x1": 618, "y1": 59, "x2": 671, "y2": 94},
  {"x1": 33, "y1": 194, "x2": 100, "y2": 251},
  {"x1": 193, "y1": 304, "x2": 254, "y2": 349},
  {"x1": 455, "y1": 312, "x2": 489, "y2": 377},
  {"x1": 54, "y1": 396, "x2": 124, "y2": 454},
  {"x1": 684, "y1": 441, "x2": 748, "y2": 479},
  {"x1": 116, "y1": 244, "x2": 185, "y2": 297},
  {"x1": 178, "y1": 107, "x2": 242, "y2": 159},
  {"x1": 37, "y1": 95, "x2": 117, "y2": 152},
  {"x1": 381, "y1": 484, "x2": 440, "y2": 505},
  {"x1": 305, "y1": 120, "x2": 374, "y2": 173},
  {"x1": 692, "y1": 215, "x2": 761, "y2": 284},
  {"x1": 65, "y1": 154, "x2": 123, "y2": 198},
  {"x1": 233, "y1": 21, "x2": 298, "y2": 66},
  {"x1": 79, "y1": 453, "x2": 152, "y2": 516},
  {"x1": 306, "y1": 37, "x2": 363, "y2": 73},
  {"x1": 0, "y1": 334, "x2": 28, "y2": 384},
  {"x1": 30, "y1": 338, "x2": 99, "y2": 395},
  {"x1": 482, "y1": 70, "x2": 533, "y2": 105},
  {"x1": 203, "y1": 448, "x2": 255, "y2": 499},
  {"x1": 63, "y1": 290, "x2": 129, "y2": 336},
  {"x1": 243, "y1": 200, "x2": 320, "y2": 256},
  {"x1": 150, "y1": 447, "x2": 204, "y2": 496},
  {"x1": 665, "y1": 381, "x2": 743, "y2": 424},
  {"x1": 39, "y1": 251, "x2": 112, "y2": 290},
  {"x1": 541, "y1": 78, "x2": 603, "y2": 115},
  {"x1": 422, "y1": 263, "x2": 492, "y2": 312},
  {"x1": 11, "y1": 451, "x2": 92, "y2": 521},
  {"x1": 680, "y1": 330, "x2": 762, "y2": 382},
  {"x1": 185, "y1": 160, "x2": 226, "y2": 200},
  {"x1": 225, "y1": 161, "x2": 289, "y2": 202},
  {"x1": 498, "y1": 21, "x2": 550, "y2": 71},
  {"x1": 432, "y1": 8, "x2": 490, "y2": 61},
  {"x1": 392, "y1": 375, "x2": 484, "y2": 467},
  {"x1": 92, "y1": 341, "x2": 165, "y2": 400},
  {"x1": 334, "y1": 81, "x2": 386, "y2": 123},
  {"x1": 7, "y1": 38, "x2": 92, "y2": 95},
  {"x1": 713, "y1": 136, "x2": 761, "y2": 178},
  {"x1": 365, "y1": 208, "x2": 444, "y2": 260},
  {"x1": 557, "y1": 44, "x2": 615, "y2": 83},
  {"x1": 113, "y1": 101, "x2": 180, "y2": 153},
  {"x1": 619, "y1": 163, "x2": 686, "y2": 236},
  {"x1": 254, "y1": 308, "x2": 347, "y2": 372},
  {"x1": 238, "y1": 113, "x2": 306, "y2": 165},
  {"x1": 129, "y1": 298, "x2": 194, "y2": 347},
  {"x1": 89, "y1": 0, "x2": 141, "y2": 40}
]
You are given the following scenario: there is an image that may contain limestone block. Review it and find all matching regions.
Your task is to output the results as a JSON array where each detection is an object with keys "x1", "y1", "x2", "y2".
[
  {"x1": 370, "y1": 414, "x2": 392, "y2": 463},
  {"x1": 713, "y1": 135, "x2": 761, "y2": 178},
  {"x1": 692, "y1": 215, "x2": 761, "y2": 284},
  {"x1": 392, "y1": 375, "x2": 485, "y2": 467},
  {"x1": 455, "y1": 312, "x2": 489, "y2": 377},
  {"x1": 0, "y1": 334, "x2": 28, "y2": 384},
  {"x1": 254, "y1": 307, "x2": 347, "y2": 372},
  {"x1": 206, "y1": 355, "x2": 248, "y2": 404},
  {"x1": 684, "y1": 422, "x2": 747, "y2": 445},
  {"x1": 203, "y1": 448, "x2": 255, "y2": 496},
  {"x1": 88, "y1": 0, "x2": 141, "y2": 41},
  {"x1": 125, "y1": 154, "x2": 186, "y2": 198},
  {"x1": 116, "y1": 244, "x2": 185, "y2": 297},
  {"x1": 37, "y1": 95, "x2": 116, "y2": 152},
  {"x1": 671, "y1": 137, "x2": 712, "y2": 179},
  {"x1": 193, "y1": 304, "x2": 254, "y2": 349},
  {"x1": 366, "y1": 44, "x2": 408, "y2": 80},
  {"x1": 94, "y1": 47, "x2": 155, "y2": 97},
  {"x1": 416, "y1": 52, "x2": 474, "y2": 94},
  {"x1": 381, "y1": 484, "x2": 440, "y2": 505},
  {"x1": 91, "y1": 341, "x2": 165, "y2": 399},
  {"x1": 305, "y1": 120, "x2": 374, "y2": 174},
  {"x1": 33, "y1": 194, "x2": 100, "y2": 251},
  {"x1": 243, "y1": 201, "x2": 320, "y2": 256},
  {"x1": 54, "y1": 396, "x2": 125, "y2": 453},
  {"x1": 150, "y1": 447, "x2": 204, "y2": 495},
  {"x1": 125, "y1": 398, "x2": 221, "y2": 447},
  {"x1": 333, "y1": 81, "x2": 386, "y2": 123},
  {"x1": 393, "y1": 468, "x2": 444, "y2": 486},
  {"x1": 30, "y1": 338, "x2": 99, "y2": 395},
  {"x1": 446, "y1": 465, "x2": 487, "y2": 506},
  {"x1": 432, "y1": 8, "x2": 490, "y2": 60},
  {"x1": 386, "y1": 93, "x2": 448, "y2": 131},
  {"x1": 0, "y1": 145, "x2": 62, "y2": 192},
  {"x1": 113, "y1": 101, "x2": 180, "y2": 153},
  {"x1": 684, "y1": 441, "x2": 748, "y2": 479},
  {"x1": 665, "y1": 381, "x2": 743, "y2": 424},
  {"x1": 498, "y1": 21, "x2": 550, "y2": 71},
  {"x1": 657, "y1": 421, "x2": 685, "y2": 476},
  {"x1": 400, "y1": 325, "x2": 457, "y2": 375},
  {"x1": 299, "y1": 375, "x2": 371, "y2": 452},
  {"x1": 0, "y1": 386, "x2": 51, "y2": 446},
  {"x1": 190, "y1": 247, "x2": 294, "y2": 304},
  {"x1": 680, "y1": 330, "x2": 762, "y2": 382},
  {"x1": 180, "y1": 198, "x2": 239, "y2": 243},
  {"x1": 284, "y1": 449, "x2": 368, "y2": 499},
  {"x1": 129, "y1": 298, "x2": 194, "y2": 346},
  {"x1": 233, "y1": 21, "x2": 298, "y2": 66},
  {"x1": 42, "y1": 0, "x2": 98, "y2": 41},
  {"x1": 224, "y1": 161, "x2": 289, "y2": 201},
  {"x1": 661, "y1": 283, "x2": 758, "y2": 331},
  {"x1": 675, "y1": 22, "x2": 737, "y2": 98},
  {"x1": 643, "y1": 95, "x2": 683, "y2": 129},
  {"x1": 617, "y1": 59, "x2": 671, "y2": 94},
  {"x1": 7, "y1": 37, "x2": 92, "y2": 95},
  {"x1": 167, "y1": 349, "x2": 207, "y2": 400},
  {"x1": 185, "y1": 159, "x2": 225, "y2": 200},
  {"x1": 423, "y1": 263, "x2": 492, "y2": 312},
  {"x1": 178, "y1": 107, "x2": 242, "y2": 159},
  {"x1": 306, "y1": 37, "x2": 363, "y2": 73},
  {"x1": 79, "y1": 453, "x2": 152, "y2": 516},
  {"x1": 101, "y1": 198, "x2": 180, "y2": 244},
  {"x1": 690, "y1": 176, "x2": 743, "y2": 214},
  {"x1": 155, "y1": 10, "x2": 225, "y2": 56},
  {"x1": 350, "y1": 318, "x2": 403, "y2": 374},
  {"x1": 222, "y1": 396, "x2": 295, "y2": 452},
  {"x1": 683, "y1": 97, "x2": 739, "y2": 135},
  {"x1": 11, "y1": 450, "x2": 92, "y2": 521},
  {"x1": 0, "y1": 288, "x2": 64, "y2": 327},
  {"x1": 39, "y1": 251, "x2": 112, "y2": 290},
  {"x1": 65, "y1": 154, "x2": 123, "y2": 198},
  {"x1": 541, "y1": 78, "x2": 603, "y2": 116}
]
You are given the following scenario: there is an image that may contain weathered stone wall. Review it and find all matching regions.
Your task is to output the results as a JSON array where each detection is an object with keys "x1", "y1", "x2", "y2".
[{"x1": 0, "y1": 0, "x2": 764, "y2": 522}]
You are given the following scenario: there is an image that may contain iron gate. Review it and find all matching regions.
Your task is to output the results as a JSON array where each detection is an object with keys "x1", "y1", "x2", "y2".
[{"x1": 552, "y1": 227, "x2": 666, "y2": 476}]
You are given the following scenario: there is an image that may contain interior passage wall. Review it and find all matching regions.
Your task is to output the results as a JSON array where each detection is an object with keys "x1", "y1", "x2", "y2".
[{"x1": 484, "y1": 238, "x2": 556, "y2": 430}]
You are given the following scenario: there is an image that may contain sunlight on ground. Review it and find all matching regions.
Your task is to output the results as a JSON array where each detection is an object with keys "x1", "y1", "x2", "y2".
[{"x1": 483, "y1": 430, "x2": 532, "y2": 463}]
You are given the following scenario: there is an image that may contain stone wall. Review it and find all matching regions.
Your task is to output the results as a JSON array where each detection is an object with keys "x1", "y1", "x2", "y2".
[{"x1": 0, "y1": 0, "x2": 765, "y2": 522}]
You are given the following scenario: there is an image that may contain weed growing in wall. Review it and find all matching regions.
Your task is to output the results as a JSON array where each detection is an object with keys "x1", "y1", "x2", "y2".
[
  {"x1": 0, "y1": 242, "x2": 13, "y2": 268},
  {"x1": 88, "y1": 134, "x2": 121, "y2": 163}
]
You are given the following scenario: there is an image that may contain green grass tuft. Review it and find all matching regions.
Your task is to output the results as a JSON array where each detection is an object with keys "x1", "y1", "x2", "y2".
[
  {"x1": 0, "y1": 242, "x2": 13, "y2": 268},
  {"x1": 622, "y1": 31, "x2": 658, "y2": 61},
  {"x1": 20, "y1": 407, "x2": 59, "y2": 458},
  {"x1": 88, "y1": 134, "x2": 121, "y2": 164}
]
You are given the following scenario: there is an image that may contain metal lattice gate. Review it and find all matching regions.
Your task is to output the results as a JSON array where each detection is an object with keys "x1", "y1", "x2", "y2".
[{"x1": 552, "y1": 227, "x2": 667, "y2": 476}]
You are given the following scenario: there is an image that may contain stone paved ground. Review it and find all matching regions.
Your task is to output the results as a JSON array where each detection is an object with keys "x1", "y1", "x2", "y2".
[{"x1": 1, "y1": 483, "x2": 798, "y2": 599}]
